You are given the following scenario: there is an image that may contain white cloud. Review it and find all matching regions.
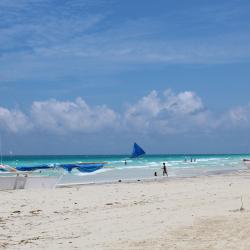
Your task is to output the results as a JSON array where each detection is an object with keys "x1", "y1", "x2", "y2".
[
  {"x1": 124, "y1": 89, "x2": 207, "y2": 134},
  {"x1": 229, "y1": 106, "x2": 249, "y2": 124},
  {"x1": 31, "y1": 97, "x2": 118, "y2": 133},
  {"x1": 221, "y1": 104, "x2": 250, "y2": 129},
  {"x1": 0, "y1": 90, "x2": 250, "y2": 135},
  {"x1": 0, "y1": 107, "x2": 32, "y2": 133},
  {"x1": 163, "y1": 90, "x2": 203, "y2": 114},
  {"x1": 0, "y1": 97, "x2": 118, "y2": 134},
  {"x1": 125, "y1": 91, "x2": 161, "y2": 122}
]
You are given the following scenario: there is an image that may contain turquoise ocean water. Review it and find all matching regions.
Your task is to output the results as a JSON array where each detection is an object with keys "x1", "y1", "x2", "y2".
[{"x1": 1, "y1": 154, "x2": 248, "y2": 184}]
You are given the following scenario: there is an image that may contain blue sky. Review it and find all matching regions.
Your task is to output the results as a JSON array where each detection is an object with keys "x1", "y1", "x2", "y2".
[{"x1": 0, "y1": 0, "x2": 250, "y2": 155}]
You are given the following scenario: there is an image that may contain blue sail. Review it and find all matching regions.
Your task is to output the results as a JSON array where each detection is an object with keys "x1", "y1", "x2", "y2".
[{"x1": 131, "y1": 143, "x2": 145, "y2": 158}]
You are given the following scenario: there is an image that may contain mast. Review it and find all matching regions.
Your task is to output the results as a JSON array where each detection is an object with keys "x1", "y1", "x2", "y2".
[{"x1": 0, "y1": 134, "x2": 2, "y2": 165}]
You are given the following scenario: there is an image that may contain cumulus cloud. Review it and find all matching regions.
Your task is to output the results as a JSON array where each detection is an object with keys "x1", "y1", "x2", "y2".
[
  {"x1": 0, "y1": 107, "x2": 32, "y2": 133},
  {"x1": 31, "y1": 98, "x2": 118, "y2": 133},
  {"x1": 221, "y1": 104, "x2": 250, "y2": 129},
  {"x1": 163, "y1": 90, "x2": 203, "y2": 114},
  {"x1": 0, "y1": 90, "x2": 249, "y2": 135},
  {"x1": 125, "y1": 89, "x2": 207, "y2": 134},
  {"x1": 0, "y1": 97, "x2": 118, "y2": 134},
  {"x1": 125, "y1": 91, "x2": 161, "y2": 129}
]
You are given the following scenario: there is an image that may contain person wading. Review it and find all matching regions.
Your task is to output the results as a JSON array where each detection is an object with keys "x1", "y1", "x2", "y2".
[{"x1": 162, "y1": 162, "x2": 168, "y2": 176}]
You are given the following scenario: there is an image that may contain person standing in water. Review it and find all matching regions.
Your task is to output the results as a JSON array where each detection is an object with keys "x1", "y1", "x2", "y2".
[
  {"x1": 162, "y1": 162, "x2": 168, "y2": 176},
  {"x1": 124, "y1": 160, "x2": 127, "y2": 166}
]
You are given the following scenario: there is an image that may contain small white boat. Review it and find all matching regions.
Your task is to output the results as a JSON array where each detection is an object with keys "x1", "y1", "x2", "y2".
[
  {"x1": 243, "y1": 159, "x2": 250, "y2": 169},
  {"x1": 0, "y1": 164, "x2": 16, "y2": 172},
  {"x1": 0, "y1": 173, "x2": 61, "y2": 190}
]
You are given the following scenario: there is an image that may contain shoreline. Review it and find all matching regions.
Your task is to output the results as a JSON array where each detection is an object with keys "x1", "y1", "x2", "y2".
[
  {"x1": 56, "y1": 167, "x2": 247, "y2": 188},
  {"x1": 0, "y1": 166, "x2": 247, "y2": 191}
]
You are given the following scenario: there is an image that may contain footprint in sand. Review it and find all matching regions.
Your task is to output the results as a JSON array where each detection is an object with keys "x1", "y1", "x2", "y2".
[
  {"x1": 105, "y1": 203, "x2": 113, "y2": 206},
  {"x1": 12, "y1": 210, "x2": 21, "y2": 214},
  {"x1": 30, "y1": 209, "x2": 42, "y2": 215}
]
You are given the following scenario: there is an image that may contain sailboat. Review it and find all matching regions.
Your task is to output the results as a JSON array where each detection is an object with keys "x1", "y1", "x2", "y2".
[
  {"x1": 0, "y1": 139, "x2": 61, "y2": 189},
  {"x1": 0, "y1": 164, "x2": 16, "y2": 172},
  {"x1": 131, "y1": 143, "x2": 146, "y2": 158},
  {"x1": 0, "y1": 163, "x2": 60, "y2": 190},
  {"x1": 0, "y1": 137, "x2": 17, "y2": 172}
]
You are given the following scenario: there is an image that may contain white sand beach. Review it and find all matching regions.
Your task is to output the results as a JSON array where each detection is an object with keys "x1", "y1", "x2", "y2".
[{"x1": 1, "y1": 170, "x2": 250, "y2": 250}]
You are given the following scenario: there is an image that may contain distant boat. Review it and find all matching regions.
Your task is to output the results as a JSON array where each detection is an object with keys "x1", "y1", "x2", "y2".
[
  {"x1": 131, "y1": 143, "x2": 145, "y2": 158},
  {"x1": 243, "y1": 159, "x2": 250, "y2": 169}
]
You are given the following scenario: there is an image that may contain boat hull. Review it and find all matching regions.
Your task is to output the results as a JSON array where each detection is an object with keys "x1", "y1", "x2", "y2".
[
  {"x1": 0, "y1": 175, "x2": 59, "y2": 190},
  {"x1": 243, "y1": 159, "x2": 250, "y2": 169}
]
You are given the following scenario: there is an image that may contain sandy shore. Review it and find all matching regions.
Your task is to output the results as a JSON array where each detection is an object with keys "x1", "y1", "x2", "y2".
[{"x1": 1, "y1": 170, "x2": 250, "y2": 250}]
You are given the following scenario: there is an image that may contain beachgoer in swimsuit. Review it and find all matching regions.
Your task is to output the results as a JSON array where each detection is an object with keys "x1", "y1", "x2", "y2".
[{"x1": 162, "y1": 162, "x2": 168, "y2": 176}]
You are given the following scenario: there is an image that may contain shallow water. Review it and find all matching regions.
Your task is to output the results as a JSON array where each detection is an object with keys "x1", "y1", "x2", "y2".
[{"x1": 1, "y1": 154, "x2": 248, "y2": 184}]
